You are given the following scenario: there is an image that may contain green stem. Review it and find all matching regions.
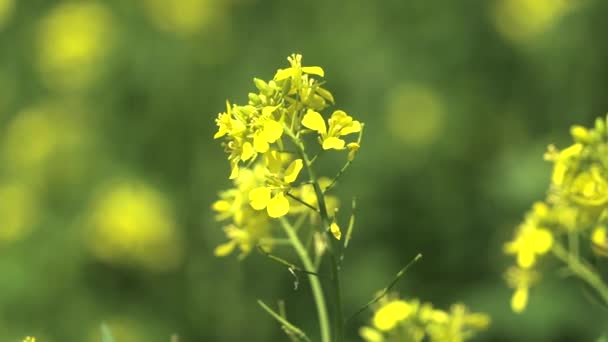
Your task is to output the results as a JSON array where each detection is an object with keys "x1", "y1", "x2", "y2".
[
  {"x1": 287, "y1": 130, "x2": 344, "y2": 342},
  {"x1": 280, "y1": 217, "x2": 331, "y2": 342},
  {"x1": 552, "y1": 243, "x2": 608, "y2": 306},
  {"x1": 258, "y1": 299, "x2": 312, "y2": 342}
]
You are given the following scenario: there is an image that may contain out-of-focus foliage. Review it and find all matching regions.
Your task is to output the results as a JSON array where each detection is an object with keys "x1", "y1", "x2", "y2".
[{"x1": 2, "y1": 0, "x2": 608, "y2": 341}]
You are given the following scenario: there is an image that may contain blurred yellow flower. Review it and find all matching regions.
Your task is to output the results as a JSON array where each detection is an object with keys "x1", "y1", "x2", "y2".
[
  {"x1": 505, "y1": 266, "x2": 538, "y2": 313},
  {"x1": 0, "y1": 0, "x2": 14, "y2": 30},
  {"x1": 213, "y1": 164, "x2": 273, "y2": 258},
  {"x1": 22, "y1": 337, "x2": 35, "y2": 342},
  {"x1": 0, "y1": 181, "x2": 38, "y2": 243},
  {"x1": 493, "y1": 0, "x2": 573, "y2": 43},
  {"x1": 37, "y1": 2, "x2": 113, "y2": 90},
  {"x1": 504, "y1": 223, "x2": 553, "y2": 268},
  {"x1": 88, "y1": 180, "x2": 182, "y2": 271},
  {"x1": 372, "y1": 300, "x2": 412, "y2": 331},
  {"x1": 3, "y1": 104, "x2": 92, "y2": 185},
  {"x1": 141, "y1": 0, "x2": 228, "y2": 36},
  {"x1": 384, "y1": 84, "x2": 443, "y2": 148}
]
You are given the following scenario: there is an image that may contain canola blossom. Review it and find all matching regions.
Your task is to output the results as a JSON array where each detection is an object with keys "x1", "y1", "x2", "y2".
[
  {"x1": 503, "y1": 115, "x2": 608, "y2": 313},
  {"x1": 212, "y1": 54, "x2": 363, "y2": 257},
  {"x1": 359, "y1": 296, "x2": 489, "y2": 342}
]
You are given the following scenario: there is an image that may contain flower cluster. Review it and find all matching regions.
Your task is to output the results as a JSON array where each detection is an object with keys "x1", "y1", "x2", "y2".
[
  {"x1": 359, "y1": 295, "x2": 489, "y2": 342},
  {"x1": 213, "y1": 54, "x2": 362, "y2": 257},
  {"x1": 503, "y1": 115, "x2": 608, "y2": 312}
]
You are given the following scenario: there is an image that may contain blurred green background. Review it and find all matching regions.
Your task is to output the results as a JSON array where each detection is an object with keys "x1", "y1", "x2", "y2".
[{"x1": 2, "y1": 0, "x2": 608, "y2": 341}]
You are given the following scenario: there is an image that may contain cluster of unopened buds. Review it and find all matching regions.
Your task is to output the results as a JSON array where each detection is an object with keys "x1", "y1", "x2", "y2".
[{"x1": 504, "y1": 116, "x2": 608, "y2": 313}]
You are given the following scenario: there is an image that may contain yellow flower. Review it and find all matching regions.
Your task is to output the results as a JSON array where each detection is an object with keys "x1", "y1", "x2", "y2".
[
  {"x1": 249, "y1": 154, "x2": 303, "y2": 218},
  {"x1": 504, "y1": 224, "x2": 553, "y2": 268},
  {"x1": 372, "y1": 300, "x2": 412, "y2": 331},
  {"x1": 214, "y1": 101, "x2": 246, "y2": 139},
  {"x1": 302, "y1": 109, "x2": 362, "y2": 150},
  {"x1": 213, "y1": 165, "x2": 272, "y2": 257},
  {"x1": 252, "y1": 117, "x2": 283, "y2": 153},
  {"x1": 569, "y1": 165, "x2": 608, "y2": 206},
  {"x1": 505, "y1": 266, "x2": 539, "y2": 313},
  {"x1": 23, "y1": 337, "x2": 35, "y2": 342},
  {"x1": 274, "y1": 53, "x2": 324, "y2": 81},
  {"x1": 37, "y1": 2, "x2": 113, "y2": 90},
  {"x1": 591, "y1": 226, "x2": 608, "y2": 257},
  {"x1": 87, "y1": 180, "x2": 182, "y2": 271}
]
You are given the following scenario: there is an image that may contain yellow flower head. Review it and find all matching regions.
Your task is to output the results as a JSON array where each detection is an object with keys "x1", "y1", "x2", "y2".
[
  {"x1": 504, "y1": 223, "x2": 553, "y2": 269},
  {"x1": 23, "y1": 337, "x2": 35, "y2": 342},
  {"x1": 249, "y1": 152, "x2": 303, "y2": 218},
  {"x1": 302, "y1": 109, "x2": 362, "y2": 150}
]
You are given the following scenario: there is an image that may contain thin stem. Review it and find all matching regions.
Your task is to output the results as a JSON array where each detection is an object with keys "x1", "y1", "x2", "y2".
[
  {"x1": 568, "y1": 231, "x2": 579, "y2": 263},
  {"x1": 287, "y1": 192, "x2": 320, "y2": 213},
  {"x1": 346, "y1": 253, "x2": 422, "y2": 323},
  {"x1": 258, "y1": 300, "x2": 312, "y2": 342},
  {"x1": 324, "y1": 124, "x2": 364, "y2": 194},
  {"x1": 552, "y1": 243, "x2": 608, "y2": 306},
  {"x1": 285, "y1": 125, "x2": 345, "y2": 342},
  {"x1": 256, "y1": 245, "x2": 322, "y2": 277},
  {"x1": 280, "y1": 217, "x2": 331, "y2": 342}
]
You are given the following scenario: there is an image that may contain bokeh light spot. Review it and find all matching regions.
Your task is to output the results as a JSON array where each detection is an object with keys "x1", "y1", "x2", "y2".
[
  {"x1": 87, "y1": 180, "x2": 182, "y2": 272},
  {"x1": 385, "y1": 84, "x2": 444, "y2": 148}
]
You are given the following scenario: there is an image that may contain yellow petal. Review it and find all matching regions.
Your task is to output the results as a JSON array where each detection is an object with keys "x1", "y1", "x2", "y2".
[
  {"x1": 214, "y1": 241, "x2": 236, "y2": 257},
  {"x1": 592, "y1": 227, "x2": 607, "y2": 246},
  {"x1": 274, "y1": 68, "x2": 294, "y2": 80},
  {"x1": 284, "y1": 159, "x2": 303, "y2": 183},
  {"x1": 212, "y1": 200, "x2": 231, "y2": 212},
  {"x1": 249, "y1": 187, "x2": 271, "y2": 210},
  {"x1": 340, "y1": 120, "x2": 362, "y2": 135},
  {"x1": 229, "y1": 162, "x2": 239, "y2": 179},
  {"x1": 302, "y1": 66, "x2": 325, "y2": 77},
  {"x1": 253, "y1": 133, "x2": 269, "y2": 153},
  {"x1": 330, "y1": 222, "x2": 341, "y2": 240},
  {"x1": 373, "y1": 300, "x2": 411, "y2": 331},
  {"x1": 213, "y1": 128, "x2": 227, "y2": 139},
  {"x1": 302, "y1": 110, "x2": 327, "y2": 134},
  {"x1": 511, "y1": 287, "x2": 528, "y2": 313},
  {"x1": 532, "y1": 229, "x2": 553, "y2": 253},
  {"x1": 552, "y1": 163, "x2": 567, "y2": 186},
  {"x1": 322, "y1": 137, "x2": 345, "y2": 150},
  {"x1": 359, "y1": 327, "x2": 384, "y2": 342},
  {"x1": 262, "y1": 105, "x2": 279, "y2": 116},
  {"x1": 262, "y1": 120, "x2": 283, "y2": 143},
  {"x1": 241, "y1": 141, "x2": 254, "y2": 161},
  {"x1": 267, "y1": 192, "x2": 289, "y2": 218},
  {"x1": 517, "y1": 250, "x2": 535, "y2": 268},
  {"x1": 265, "y1": 150, "x2": 283, "y2": 174}
]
